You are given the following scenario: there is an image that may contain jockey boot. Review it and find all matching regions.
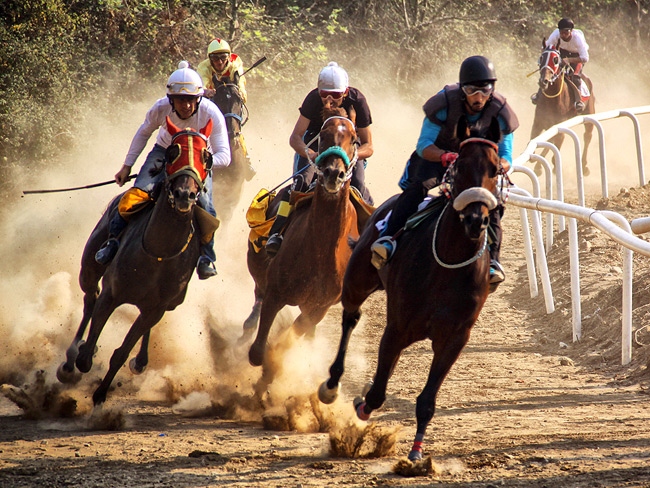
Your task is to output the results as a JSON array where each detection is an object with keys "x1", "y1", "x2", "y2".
[
  {"x1": 489, "y1": 259, "x2": 506, "y2": 288},
  {"x1": 370, "y1": 236, "x2": 396, "y2": 270},
  {"x1": 197, "y1": 257, "x2": 217, "y2": 280},
  {"x1": 95, "y1": 213, "x2": 128, "y2": 265},
  {"x1": 265, "y1": 197, "x2": 292, "y2": 257},
  {"x1": 531, "y1": 92, "x2": 538, "y2": 105},
  {"x1": 575, "y1": 100, "x2": 585, "y2": 113}
]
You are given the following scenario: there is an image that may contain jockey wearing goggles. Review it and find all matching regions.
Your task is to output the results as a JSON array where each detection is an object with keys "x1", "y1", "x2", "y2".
[
  {"x1": 94, "y1": 61, "x2": 231, "y2": 280},
  {"x1": 370, "y1": 55, "x2": 519, "y2": 291},
  {"x1": 197, "y1": 38, "x2": 248, "y2": 103},
  {"x1": 264, "y1": 61, "x2": 375, "y2": 256}
]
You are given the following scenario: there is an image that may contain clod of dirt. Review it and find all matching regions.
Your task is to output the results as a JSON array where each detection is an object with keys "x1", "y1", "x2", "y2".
[
  {"x1": 329, "y1": 422, "x2": 398, "y2": 458},
  {"x1": 0, "y1": 370, "x2": 79, "y2": 419},
  {"x1": 87, "y1": 406, "x2": 127, "y2": 430},
  {"x1": 392, "y1": 455, "x2": 435, "y2": 477}
]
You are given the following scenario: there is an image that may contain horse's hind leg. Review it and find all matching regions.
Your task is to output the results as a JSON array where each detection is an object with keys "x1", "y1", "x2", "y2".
[
  {"x1": 76, "y1": 290, "x2": 117, "y2": 374},
  {"x1": 57, "y1": 286, "x2": 99, "y2": 384},
  {"x1": 242, "y1": 286, "x2": 263, "y2": 338},
  {"x1": 248, "y1": 295, "x2": 284, "y2": 367},
  {"x1": 129, "y1": 330, "x2": 150, "y2": 375},
  {"x1": 582, "y1": 124, "x2": 594, "y2": 176},
  {"x1": 93, "y1": 310, "x2": 164, "y2": 405},
  {"x1": 407, "y1": 329, "x2": 471, "y2": 461}
]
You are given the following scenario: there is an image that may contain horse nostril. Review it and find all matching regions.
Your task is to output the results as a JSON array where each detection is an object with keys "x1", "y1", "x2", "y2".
[
  {"x1": 482, "y1": 215, "x2": 489, "y2": 228},
  {"x1": 338, "y1": 171, "x2": 345, "y2": 180}
]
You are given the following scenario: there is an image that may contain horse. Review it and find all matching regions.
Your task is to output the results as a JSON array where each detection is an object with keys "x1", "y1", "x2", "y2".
[
  {"x1": 243, "y1": 113, "x2": 361, "y2": 367},
  {"x1": 56, "y1": 117, "x2": 214, "y2": 406},
  {"x1": 210, "y1": 79, "x2": 250, "y2": 222},
  {"x1": 318, "y1": 115, "x2": 502, "y2": 461},
  {"x1": 530, "y1": 41, "x2": 595, "y2": 176}
]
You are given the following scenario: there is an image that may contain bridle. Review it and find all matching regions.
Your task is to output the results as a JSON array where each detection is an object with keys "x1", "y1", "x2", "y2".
[
  {"x1": 308, "y1": 116, "x2": 359, "y2": 182},
  {"x1": 214, "y1": 83, "x2": 249, "y2": 138}
]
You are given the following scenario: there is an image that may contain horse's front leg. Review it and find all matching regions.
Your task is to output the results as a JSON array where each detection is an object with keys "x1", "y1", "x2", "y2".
[
  {"x1": 57, "y1": 287, "x2": 99, "y2": 384},
  {"x1": 408, "y1": 329, "x2": 470, "y2": 461},
  {"x1": 93, "y1": 310, "x2": 165, "y2": 406},
  {"x1": 248, "y1": 295, "x2": 284, "y2": 367},
  {"x1": 318, "y1": 308, "x2": 361, "y2": 404},
  {"x1": 76, "y1": 290, "x2": 118, "y2": 374},
  {"x1": 129, "y1": 330, "x2": 150, "y2": 375},
  {"x1": 581, "y1": 124, "x2": 594, "y2": 177}
]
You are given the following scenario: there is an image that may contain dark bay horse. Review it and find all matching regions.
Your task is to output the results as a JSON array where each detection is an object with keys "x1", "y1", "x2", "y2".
[
  {"x1": 56, "y1": 117, "x2": 214, "y2": 406},
  {"x1": 244, "y1": 114, "x2": 360, "y2": 367},
  {"x1": 531, "y1": 42, "x2": 595, "y2": 175},
  {"x1": 210, "y1": 80, "x2": 250, "y2": 221},
  {"x1": 319, "y1": 117, "x2": 502, "y2": 461}
]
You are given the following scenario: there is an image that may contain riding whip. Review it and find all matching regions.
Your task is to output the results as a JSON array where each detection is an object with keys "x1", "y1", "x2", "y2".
[
  {"x1": 242, "y1": 56, "x2": 267, "y2": 77},
  {"x1": 256, "y1": 165, "x2": 310, "y2": 202},
  {"x1": 22, "y1": 174, "x2": 138, "y2": 195}
]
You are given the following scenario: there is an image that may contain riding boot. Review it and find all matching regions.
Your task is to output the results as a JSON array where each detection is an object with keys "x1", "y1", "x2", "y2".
[
  {"x1": 95, "y1": 213, "x2": 128, "y2": 265},
  {"x1": 488, "y1": 206, "x2": 505, "y2": 289},
  {"x1": 531, "y1": 89, "x2": 540, "y2": 105},
  {"x1": 197, "y1": 236, "x2": 218, "y2": 280},
  {"x1": 265, "y1": 193, "x2": 292, "y2": 257}
]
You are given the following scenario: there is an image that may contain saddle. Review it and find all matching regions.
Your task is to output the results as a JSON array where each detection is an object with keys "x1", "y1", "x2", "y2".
[{"x1": 246, "y1": 186, "x2": 376, "y2": 253}]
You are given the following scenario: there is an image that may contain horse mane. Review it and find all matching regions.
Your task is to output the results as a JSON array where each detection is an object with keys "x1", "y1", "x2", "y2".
[{"x1": 321, "y1": 105, "x2": 356, "y2": 126}]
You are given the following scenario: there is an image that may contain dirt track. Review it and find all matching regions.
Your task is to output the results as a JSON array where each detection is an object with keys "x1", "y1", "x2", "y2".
[{"x1": 2, "y1": 197, "x2": 650, "y2": 487}]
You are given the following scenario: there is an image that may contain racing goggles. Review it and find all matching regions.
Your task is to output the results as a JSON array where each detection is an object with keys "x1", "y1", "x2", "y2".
[
  {"x1": 461, "y1": 83, "x2": 494, "y2": 97},
  {"x1": 210, "y1": 53, "x2": 229, "y2": 62},
  {"x1": 319, "y1": 90, "x2": 346, "y2": 100}
]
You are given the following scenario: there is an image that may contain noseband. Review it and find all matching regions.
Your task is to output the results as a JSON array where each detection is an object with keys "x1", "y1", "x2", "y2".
[{"x1": 309, "y1": 116, "x2": 359, "y2": 181}]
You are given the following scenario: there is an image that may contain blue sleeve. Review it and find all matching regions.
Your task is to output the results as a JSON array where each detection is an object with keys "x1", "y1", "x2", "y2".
[
  {"x1": 415, "y1": 113, "x2": 443, "y2": 157},
  {"x1": 498, "y1": 132, "x2": 514, "y2": 164}
]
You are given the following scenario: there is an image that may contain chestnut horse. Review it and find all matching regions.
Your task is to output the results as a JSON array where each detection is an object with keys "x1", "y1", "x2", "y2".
[
  {"x1": 210, "y1": 81, "x2": 250, "y2": 222},
  {"x1": 57, "y1": 117, "x2": 214, "y2": 405},
  {"x1": 531, "y1": 42, "x2": 595, "y2": 175},
  {"x1": 244, "y1": 114, "x2": 360, "y2": 367},
  {"x1": 319, "y1": 116, "x2": 502, "y2": 461}
]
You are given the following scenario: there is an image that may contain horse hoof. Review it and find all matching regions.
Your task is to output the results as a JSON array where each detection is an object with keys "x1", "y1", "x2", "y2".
[
  {"x1": 318, "y1": 380, "x2": 339, "y2": 404},
  {"x1": 248, "y1": 345, "x2": 264, "y2": 367},
  {"x1": 582, "y1": 166, "x2": 590, "y2": 177},
  {"x1": 407, "y1": 449, "x2": 423, "y2": 462},
  {"x1": 56, "y1": 362, "x2": 81, "y2": 384},
  {"x1": 129, "y1": 358, "x2": 146, "y2": 375},
  {"x1": 353, "y1": 396, "x2": 370, "y2": 421},
  {"x1": 362, "y1": 381, "x2": 373, "y2": 397}
]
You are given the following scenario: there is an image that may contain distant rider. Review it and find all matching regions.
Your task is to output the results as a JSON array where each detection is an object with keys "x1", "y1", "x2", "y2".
[
  {"x1": 370, "y1": 55, "x2": 519, "y2": 289},
  {"x1": 94, "y1": 61, "x2": 230, "y2": 280}
]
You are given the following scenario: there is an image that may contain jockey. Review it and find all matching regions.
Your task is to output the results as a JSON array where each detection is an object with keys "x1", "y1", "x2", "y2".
[
  {"x1": 198, "y1": 38, "x2": 248, "y2": 102},
  {"x1": 532, "y1": 18, "x2": 590, "y2": 112},
  {"x1": 197, "y1": 38, "x2": 254, "y2": 179},
  {"x1": 370, "y1": 55, "x2": 519, "y2": 289},
  {"x1": 264, "y1": 61, "x2": 374, "y2": 256},
  {"x1": 94, "y1": 61, "x2": 231, "y2": 280}
]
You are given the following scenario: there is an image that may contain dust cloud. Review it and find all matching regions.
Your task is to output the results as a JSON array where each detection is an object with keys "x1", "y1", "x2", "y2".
[{"x1": 1, "y1": 38, "x2": 650, "y2": 429}]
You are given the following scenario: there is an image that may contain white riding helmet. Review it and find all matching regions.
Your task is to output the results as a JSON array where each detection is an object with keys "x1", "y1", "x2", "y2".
[
  {"x1": 166, "y1": 61, "x2": 204, "y2": 96},
  {"x1": 318, "y1": 62, "x2": 349, "y2": 92}
]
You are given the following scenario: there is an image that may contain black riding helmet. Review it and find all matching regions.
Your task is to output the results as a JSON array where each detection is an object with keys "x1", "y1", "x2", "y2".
[
  {"x1": 558, "y1": 18, "x2": 574, "y2": 30},
  {"x1": 459, "y1": 56, "x2": 497, "y2": 86}
]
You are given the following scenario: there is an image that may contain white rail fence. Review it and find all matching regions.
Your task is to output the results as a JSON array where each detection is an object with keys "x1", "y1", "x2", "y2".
[{"x1": 508, "y1": 106, "x2": 650, "y2": 365}]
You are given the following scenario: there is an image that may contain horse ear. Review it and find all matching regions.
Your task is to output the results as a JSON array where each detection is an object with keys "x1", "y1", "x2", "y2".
[
  {"x1": 201, "y1": 118, "x2": 213, "y2": 138},
  {"x1": 542, "y1": 37, "x2": 546, "y2": 49},
  {"x1": 233, "y1": 71, "x2": 240, "y2": 85},
  {"x1": 166, "y1": 116, "x2": 180, "y2": 136},
  {"x1": 487, "y1": 117, "x2": 502, "y2": 145},
  {"x1": 455, "y1": 115, "x2": 470, "y2": 142},
  {"x1": 347, "y1": 105, "x2": 357, "y2": 126}
]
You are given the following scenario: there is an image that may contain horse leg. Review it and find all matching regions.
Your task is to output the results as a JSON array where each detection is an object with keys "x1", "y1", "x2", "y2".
[
  {"x1": 355, "y1": 323, "x2": 408, "y2": 422},
  {"x1": 76, "y1": 290, "x2": 117, "y2": 374},
  {"x1": 248, "y1": 295, "x2": 284, "y2": 367},
  {"x1": 57, "y1": 286, "x2": 99, "y2": 383},
  {"x1": 93, "y1": 310, "x2": 165, "y2": 405},
  {"x1": 129, "y1": 330, "x2": 150, "y2": 375},
  {"x1": 242, "y1": 286, "x2": 263, "y2": 336},
  {"x1": 407, "y1": 330, "x2": 470, "y2": 461},
  {"x1": 318, "y1": 308, "x2": 361, "y2": 404},
  {"x1": 292, "y1": 306, "x2": 328, "y2": 338}
]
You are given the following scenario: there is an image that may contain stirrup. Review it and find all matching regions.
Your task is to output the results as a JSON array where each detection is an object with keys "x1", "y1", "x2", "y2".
[
  {"x1": 530, "y1": 93, "x2": 538, "y2": 105},
  {"x1": 370, "y1": 236, "x2": 396, "y2": 270},
  {"x1": 575, "y1": 101, "x2": 585, "y2": 113},
  {"x1": 489, "y1": 259, "x2": 506, "y2": 291}
]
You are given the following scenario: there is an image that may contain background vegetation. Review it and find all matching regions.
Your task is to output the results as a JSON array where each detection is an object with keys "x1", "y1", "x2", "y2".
[{"x1": 1, "y1": 0, "x2": 648, "y2": 185}]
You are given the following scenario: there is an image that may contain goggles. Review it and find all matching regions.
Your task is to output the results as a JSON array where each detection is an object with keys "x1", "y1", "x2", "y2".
[
  {"x1": 319, "y1": 90, "x2": 345, "y2": 100},
  {"x1": 210, "y1": 53, "x2": 229, "y2": 62},
  {"x1": 461, "y1": 83, "x2": 493, "y2": 97}
]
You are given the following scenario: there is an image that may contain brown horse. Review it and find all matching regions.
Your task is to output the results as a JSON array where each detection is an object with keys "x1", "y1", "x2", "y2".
[
  {"x1": 319, "y1": 116, "x2": 502, "y2": 461},
  {"x1": 210, "y1": 81, "x2": 250, "y2": 222},
  {"x1": 56, "y1": 118, "x2": 214, "y2": 406},
  {"x1": 531, "y1": 41, "x2": 595, "y2": 175},
  {"x1": 243, "y1": 114, "x2": 360, "y2": 367}
]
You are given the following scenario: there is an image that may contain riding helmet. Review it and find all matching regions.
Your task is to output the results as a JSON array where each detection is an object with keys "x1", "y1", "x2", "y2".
[
  {"x1": 207, "y1": 38, "x2": 231, "y2": 56},
  {"x1": 558, "y1": 18, "x2": 574, "y2": 30},
  {"x1": 167, "y1": 61, "x2": 204, "y2": 96},
  {"x1": 459, "y1": 56, "x2": 497, "y2": 85},
  {"x1": 318, "y1": 62, "x2": 349, "y2": 92}
]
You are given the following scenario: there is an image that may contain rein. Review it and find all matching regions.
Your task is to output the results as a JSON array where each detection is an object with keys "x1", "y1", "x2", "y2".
[{"x1": 431, "y1": 201, "x2": 488, "y2": 269}]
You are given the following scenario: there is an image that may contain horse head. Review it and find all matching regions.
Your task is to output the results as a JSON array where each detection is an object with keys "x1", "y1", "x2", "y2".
[
  {"x1": 538, "y1": 44, "x2": 562, "y2": 90},
  {"x1": 449, "y1": 116, "x2": 501, "y2": 241},
  {"x1": 314, "y1": 114, "x2": 358, "y2": 194},
  {"x1": 211, "y1": 82, "x2": 245, "y2": 142},
  {"x1": 164, "y1": 116, "x2": 213, "y2": 212}
]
